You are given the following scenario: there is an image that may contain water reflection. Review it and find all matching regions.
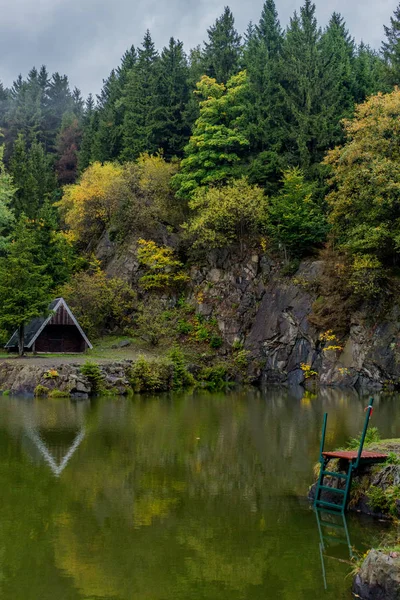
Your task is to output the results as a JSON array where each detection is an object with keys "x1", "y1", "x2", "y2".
[
  {"x1": 0, "y1": 388, "x2": 396, "y2": 599},
  {"x1": 315, "y1": 509, "x2": 353, "y2": 591}
]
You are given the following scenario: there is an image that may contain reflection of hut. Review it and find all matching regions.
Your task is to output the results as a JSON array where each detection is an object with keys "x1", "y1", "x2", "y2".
[
  {"x1": 1, "y1": 397, "x2": 89, "y2": 477},
  {"x1": 5, "y1": 298, "x2": 92, "y2": 353}
]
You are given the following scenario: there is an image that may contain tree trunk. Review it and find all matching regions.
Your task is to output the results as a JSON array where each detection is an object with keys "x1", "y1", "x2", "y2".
[{"x1": 18, "y1": 324, "x2": 25, "y2": 357}]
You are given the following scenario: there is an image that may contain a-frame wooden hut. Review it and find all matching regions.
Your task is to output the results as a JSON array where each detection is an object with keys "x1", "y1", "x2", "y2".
[{"x1": 5, "y1": 298, "x2": 92, "y2": 353}]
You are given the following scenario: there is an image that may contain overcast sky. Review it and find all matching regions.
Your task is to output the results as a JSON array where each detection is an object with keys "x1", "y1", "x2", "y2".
[{"x1": 0, "y1": 0, "x2": 398, "y2": 97}]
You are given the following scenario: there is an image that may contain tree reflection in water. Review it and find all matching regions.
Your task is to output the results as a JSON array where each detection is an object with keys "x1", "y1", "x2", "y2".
[{"x1": 0, "y1": 389, "x2": 395, "y2": 599}]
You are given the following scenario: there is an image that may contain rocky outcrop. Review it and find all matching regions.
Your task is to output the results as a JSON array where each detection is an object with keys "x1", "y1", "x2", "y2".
[
  {"x1": 0, "y1": 361, "x2": 132, "y2": 398},
  {"x1": 98, "y1": 233, "x2": 400, "y2": 389},
  {"x1": 353, "y1": 549, "x2": 400, "y2": 600}
]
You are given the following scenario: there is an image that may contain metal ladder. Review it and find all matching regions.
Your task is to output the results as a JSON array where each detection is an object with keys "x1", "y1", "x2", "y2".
[{"x1": 314, "y1": 398, "x2": 375, "y2": 514}]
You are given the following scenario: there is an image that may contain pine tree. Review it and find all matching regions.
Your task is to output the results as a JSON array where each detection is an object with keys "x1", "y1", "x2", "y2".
[
  {"x1": 256, "y1": 0, "x2": 283, "y2": 56},
  {"x1": 318, "y1": 13, "x2": 355, "y2": 149},
  {"x1": 202, "y1": 7, "x2": 242, "y2": 83},
  {"x1": 382, "y1": 3, "x2": 400, "y2": 86},
  {"x1": 153, "y1": 38, "x2": 190, "y2": 158},
  {"x1": 72, "y1": 87, "x2": 85, "y2": 120},
  {"x1": 92, "y1": 46, "x2": 137, "y2": 162},
  {"x1": 43, "y1": 72, "x2": 73, "y2": 152},
  {"x1": 10, "y1": 135, "x2": 55, "y2": 218},
  {"x1": 243, "y1": 0, "x2": 284, "y2": 180},
  {"x1": 55, "y1": 114, "x2": 82, "y2": 184},
  {"x1": 0, "y1": 144, "x2": 15, "y2": 252},
  {"x1": 353, "y1": 42, "x2": 388, "y2": 103},
  {"x1": 33, "y1": 200, "x2": 74, "y2": 286},
  {"x1": 121, "y1": 30, "x2": 159, "y2": 160},
  {"x1": 78, "y1": 94, "x2": 96, "y2": 172},
  {"x1": 279, "y1": 0, "x2": 322, "y2": 169},
  {"x1": 0, "y1": 217, "x2": 53, "y2": 355},
  {"x1": 0, "y1": 82, "x2": 9, "y2": 128}
]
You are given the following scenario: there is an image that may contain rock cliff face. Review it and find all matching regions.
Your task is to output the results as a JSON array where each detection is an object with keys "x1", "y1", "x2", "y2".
[
  {"x1": 187, "y1": 254, "x2": 400, "y2": 389},
  {"x1": 99, "y1": 236, "x2": 400, "y2": 389}
]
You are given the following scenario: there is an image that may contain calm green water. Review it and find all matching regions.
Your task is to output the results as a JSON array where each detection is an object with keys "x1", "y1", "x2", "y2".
[{"x1": 0, "y1": 388, "x2": 397, "y2": 600}]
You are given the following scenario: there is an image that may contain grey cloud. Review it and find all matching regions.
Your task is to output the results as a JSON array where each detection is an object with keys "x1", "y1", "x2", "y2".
[{"x1": 0, "y1": 0, "x2": 398, "y2": 97}]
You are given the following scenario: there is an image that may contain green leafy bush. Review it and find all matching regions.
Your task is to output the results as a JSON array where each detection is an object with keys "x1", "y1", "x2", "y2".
[
  {"x1": 209, "y1": 334, "x2": 223, "y2": 349},
  {"x1": 80, "y1": 361, "x2": 105, "y2": 395},
  {"x1": 129, "y1": 355, "x2": 172, "y2": 392},
  {"x1": 168, "y1": 346, "x2": 195, "y2": 389},
  {"x1": 34, "y1": 384, "x2": 49, "y2": 397},
  {"x1": 346, "y1": 427, "x2": 380, "y2": 450},
  {"x1": 367, "y1": 485, "x2": 400, "y2": 516},
  {"x1": 197, "y1": 366, "x2": 230, "y2": 391}
]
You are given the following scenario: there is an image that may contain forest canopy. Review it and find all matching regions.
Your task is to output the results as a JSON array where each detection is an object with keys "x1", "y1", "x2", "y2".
[{"x1": 2, "y1": 0, "x2": 400, "y2": 343}]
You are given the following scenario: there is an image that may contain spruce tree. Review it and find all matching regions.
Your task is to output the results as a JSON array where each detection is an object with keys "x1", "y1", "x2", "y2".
[
  {"x1": 92, "y1": 70, "x2": 122, "y2": 161},
  {"x1": 243, "y1": 0, "x2": 284, "y2": 187},
  {"x1": 279, "y1": 0, "x2": 322, "y2": 169},
  {"x1": 10, "y1": 135, "x2": 55, "y2": 217},
  {"x1": 121, "y1": 31, "x2": 159, "y2": 160},
  {"x1": 202, "y1": 7, "x2": 242, "y2": 83},
  {"x1": 382, "y1": 3, "x2": 400, "y2": 86},
  {"x1": 153, "y1": 38, "x2": 190, "y2": 158},
  {"x1": 318, "y1": 13, "x2": 355, "y2": 149},
  {"x1": 0, "y1": 217, "x2": 53, "y2": 355},
  {"x1": 78, "y1": 94, "x2": 96, "y2": 172},
  {"x1": 0, "y1": 144, "x2": 15, "y2": 252},
  {"x1": 353, "y1": 43, "x2": 387, "y2": 103}
]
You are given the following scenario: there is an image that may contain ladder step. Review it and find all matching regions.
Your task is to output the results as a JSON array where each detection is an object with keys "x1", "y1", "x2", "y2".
[
  {"x1": 322, "y1": 534, "x2": 347, "y2": 544},
  {"x1": 322, "y1": 471, "x2": 348, "y2": 479},
  {"x1": 316, "y1": 500, "x2": 344, "y2": 510},
  {"x1": 319, "y1": 485, "x2": 345, "y2": 494},
  {"x1": 320, "y1": 520, "x2": 345, "y2": 529}
]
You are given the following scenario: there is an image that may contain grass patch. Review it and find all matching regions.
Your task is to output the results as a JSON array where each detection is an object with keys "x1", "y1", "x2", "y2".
[{"x1": 48, "y1": 389, "x2": 70, "y2": 399}]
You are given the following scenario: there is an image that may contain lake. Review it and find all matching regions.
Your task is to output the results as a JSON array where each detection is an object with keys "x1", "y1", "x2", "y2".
[{"x1": 0, "y1": 387, "x2": 397, "y2": 599}]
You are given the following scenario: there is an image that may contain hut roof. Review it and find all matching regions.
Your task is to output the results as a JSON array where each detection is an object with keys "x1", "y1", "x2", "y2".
[{"x1": 4, "y1": 298, "x2": 92, "y2": 350}]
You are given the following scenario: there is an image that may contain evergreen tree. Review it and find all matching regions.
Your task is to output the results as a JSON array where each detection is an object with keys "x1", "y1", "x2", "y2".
[
  {"x1": 72, "y1": 87, "x2": 85, "y2": 120},
  {"x1": 173, "y1": 71, "x2": 249, "y2": 198},
  {"x1": 121, "y1": 31, "x2": 159, "y2": 160},
  {"x1": 33, "y1": 200, "x2": 74, "y2": 286},
  {"x1": 183, "y1": 46, "x2": 204, "y2": 129},
  {"x1": 43, "y1": 72, "x2": 73, "y2": 152},
  {"x1": 55, "y1": 114, "x2": 82, "y2": 184},
  {"x1": 382, "y1": 3, "x2": 400, "y2": 86},
  {"x1": 91, "y1": 46, "x2": 137, "y2": 162},
  {"x1": 202, "y1": 7, "x2": 242, "y2": 83},
  {"x1": 353, "y1": 42, "x2": 387, "y2": 103},
  {"x1": 0, "y1": 144, "x2": 15, "y2": 251},
  {"x1": 256, "y1": 0, "x2": 283, "y2": 55},
  {"x1": 0, "y1": 217, "x2": 53, "y2": 355},
  {"x1": 279, "y1": 0, "x2": 322, "y2": 169},
  {"x1": 10, "y1": 135, "x2": 55, "y2": 217},
  {"x1": 318, "y1": 13, "x2": 355, "y2": 149},
  {"x1": 153, "y1": 38, "x2": 190, "y2": 158},
  {"x1": 92, "y1": 70, "x2": 122, "y2": 161},
  {"x1": 266, "y1": 167, "x2": 328, "y2": 259},
  {"x1": 0, "y1": 82, "x2": 9, "y2": 128},
  {"x1": 243, "y1": 0, "x2": 284, "y2": 188},
  {"x1": 78, "y1": 94, "x2": 97, "y2": 172}
]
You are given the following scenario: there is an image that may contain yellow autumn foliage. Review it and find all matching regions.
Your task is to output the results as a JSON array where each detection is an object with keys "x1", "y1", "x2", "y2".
[{"x1": 58, "y1": 161, "x2": 124, "y2": 244}]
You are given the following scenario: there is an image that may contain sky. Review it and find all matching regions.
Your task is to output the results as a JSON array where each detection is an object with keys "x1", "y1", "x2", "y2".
[{"x1": 0, "y1": 0, "x2": 398, "y2": 97}]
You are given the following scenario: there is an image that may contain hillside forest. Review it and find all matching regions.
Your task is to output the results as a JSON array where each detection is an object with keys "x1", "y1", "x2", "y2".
[{"x1": 2, "y1": 0, "x2": 400, "y2": 357}]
